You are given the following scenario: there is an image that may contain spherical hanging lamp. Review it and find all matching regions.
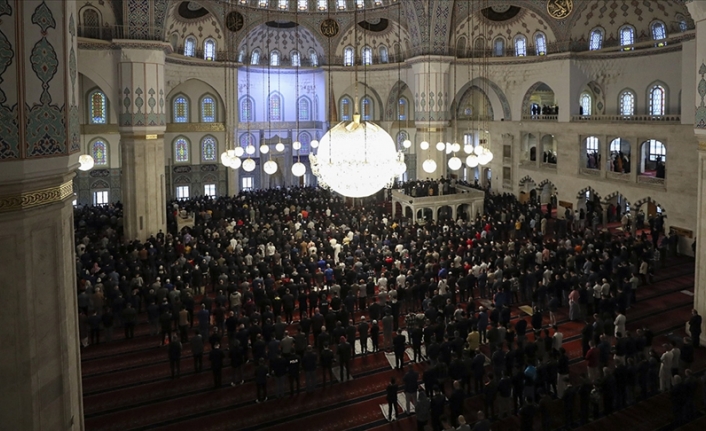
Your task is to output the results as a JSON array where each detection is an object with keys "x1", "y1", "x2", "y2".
[
  {"x1": 245, "y1": 144, "x2": 256, "y2": 155},
  {"x1": 310, "y1": 139, "x2": 319, "y2": 149},
  {"x1": 484, "y1": 147, "x2": 494, "y2": 163},
  {"x1": 292, "y1": 161, "x2": 306, "y2": 177},
  {"x1": 402, "y1": 139, "x2": 412, "y2": 149},
  {"x1": 310, "y1": 116, "x2": 403, "y2": 198},
  {"x1": 466, "y1": 154, "x2": 479, "y2": 168},
  {"x1": 230, "y1": 157, "x2": 242, "y2": 170},
  {"x1": 452, "y1": 142, "x2": 461, "y2": 153},
  {"x1": 259, "y1": 144, "x2": 270, "y2": 154},
  {"x1": 464, "y1": 145, "x2": 473, "y2": 154},
  {"x1": 275, "y1": 142, "x2": 285, "y2": 152},
  {"x1": 435, "y1": 141, "x2": 445, "y2": 152},
  {"x1": 422, "y1": 158, "x2": 437, "y2": 173},
  {"x1": 448, "y1": 156, "x2": 462, "y2": 171},
  {"x1": 234, "y1": 147, "x2": 244, "y2": 157},
  {"x1": 242, "y1": 158, "x2": 256, "y2": 172},
  {"x1": 474, "y1": 145, "x2": 484, "y2": 156},
  {"x1": 78, "y1": 154, "x2": 95, "y2": 171},
  {"x1": 395, "y1": 160, "x2": 407, "y2": 176},
  {"x1": 445, "y1": 143, "x2": 453, "y2": 155},
  {"x1": 420, "y1": 141, "x2": 429, "y2": 150},
  {"x1": 293, "y1": 141, "x2": 302, "y2": 150},
  {"x1": 263, "y1": 160, "x2": 278, "y2": 175}
]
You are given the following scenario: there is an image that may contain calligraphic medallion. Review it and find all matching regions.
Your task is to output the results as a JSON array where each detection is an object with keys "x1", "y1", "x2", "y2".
[
  {"x1": 547, "y1": 0, "x2": 573, "y2": 20},
  {"x1": 226, "y1": 11, "x2": 244, "y2": 32},
  {"x1": 320, "y1": 18, "x2": 339, "y2": 38}
]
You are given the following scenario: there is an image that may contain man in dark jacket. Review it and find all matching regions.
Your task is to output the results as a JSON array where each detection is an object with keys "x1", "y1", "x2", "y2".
[
  {"x1": 393, "y1": 329, "x2": 407, "y2": 369},
  {"x1": 255, "y1": 358, "x2": 269, "y2": 402},
  {"x1": 386, "y1": 377, "x2": 399, "y2": 421},
  {"x1": 190, "y1": 329, "x2": 204, "y2": 373},
  {"x1": 403, "y1": 364, "x2": 419, "y2": 413},
  {"x1": 320, "y1": 343, "x2": 335, "y2": 386},
  {"x1": 208, "y1": 342, "x2": 225, "y2": 388},
  {"x1": 168, "y1": 335, "x2": 182, "y2": 378},
  {"x1": 337, "y1": 336, "x2": 352, "y2": 381}
]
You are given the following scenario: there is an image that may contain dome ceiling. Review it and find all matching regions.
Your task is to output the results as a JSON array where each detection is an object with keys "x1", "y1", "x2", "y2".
[{"x1": 238, "y1": 23, "x2": 325, "y2": 58}]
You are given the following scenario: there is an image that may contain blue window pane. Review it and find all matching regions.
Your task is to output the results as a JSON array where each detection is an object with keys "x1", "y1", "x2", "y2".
[
  {"x1": 202, "y1": 97, "x2": 216, "y2": 122},
  {"x1": 174, "y1": 96, "x2": 188, "y2": 123},
  {"x1": 175, "y1": 139, "x2": 189, "y2": 162},
  {"x1": 201, "y1": 137, "x2": 216, "y2": 161},
  {"x1": 92, "y1": 140, "x2": 107, "y2": 165}
]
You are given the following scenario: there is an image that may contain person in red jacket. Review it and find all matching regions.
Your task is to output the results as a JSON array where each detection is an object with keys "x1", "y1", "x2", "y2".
[{"x1": 585, "y1": 340, "x2": 600, "y2": 382}]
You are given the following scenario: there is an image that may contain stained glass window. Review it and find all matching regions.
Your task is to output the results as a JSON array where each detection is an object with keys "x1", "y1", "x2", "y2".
[
  {"x1": 270, "y1": 50, "x2": 280, "y2": 66},
  {"x1": 589, "y1": 29, "x2": 603, "y2": 50},
  {"x1": 620, "y1": 26, "x2": 634, "y2": 50},
  {"x1": 201, "y1": 96, "x2": 216, "y2": 122},
  {"x1": 251, "y1": 49, "x2": 261, "y2": 65},
  {"x1": 238, "y1": 49, "x2": 245, "y2": 62},
  {"x1": 341, "y1": 97, "x2": 352, "y2": 121},
  {"x1": 291, "y1": 50, "x2": 301, "y2": 67},
  {"x1": 650, "y1": 85, "x2": 665, "y2": 116},
  {"x1": 92, "y1": 140, "x2": 108, "y2": 165},
  {"x1": 298, "y1": 97, "x2": 310, "y2": 121},
  {"x1": 344, "y1": 47, "x2": 354, "y2": 66},
  {"x1": 184, "y1": 37, "x2": 196, "y2": 57},
  {"x1": 379, "y1": 46, "x2": 389, "y2": 63},
  {"x1": 535, "y1": 33, "x2": 547, "y2": 56},
  {"x1": 652, "y1": 21, "x2": 667, "y2": 47},
  {"x1": 298, "y1": 132, "x2": 311, "y2": 154},
  {"x1": 269, "y1": 94, "x2": 282, "y2": 121},
  {"x1": 620, "y1": 90, "x2": 635, "y2": 116},
  {"x1": 201, "y1": 136, "x2": 217, "y2": 162},
  {"x1": 175, "y1": 138, "x2": 189, "y2": 163},
  {"x1": 174, "y1": 96, "x2": 188, "y2": 123},
  {"x1": 361, "y1": 97, "x2": 373, "y2": 120},
  {"x1": 398, "y1": 97, "x2": 408, "y2": 121},
  {"x1": 318, "y1": 0, "x2": 328, "y2": 11},
  {"x1": 204, "y1": 39, "x2": 216, "y2": 60},
  {"x1": 337, "y1": 0, "x2": 346, "y2": 10},
  {"x1": 580, "y1": 93, "x2": 592, "y2": 116},
  {"x1": 309, "y1": 49, "x2": 319, "y2": 66},
  {"x1": 89, "y1": 90, "x2": 107, "y2": 124},
  {"x1": 241, "y1": 97, "x2": 254, "y2": 121},
  {"x1": 240, "y1": 133, "x2": 256, "y2": 148},
  {"x1": 362, "y1": 46, "x2": 373, "y2": 65},
  {"x1": 514, "y1": 35, "x2": 527, "y2": 57}
]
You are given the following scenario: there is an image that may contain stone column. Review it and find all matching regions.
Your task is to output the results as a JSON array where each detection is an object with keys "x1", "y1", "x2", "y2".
[
  {"x1": 0, "y1": 1, "x2": 83, "y2": 429},
  {"x1": 225, "y1": 63, "x2": 238, "y2": 196},
  {"x1": 410, "y1": 57, "x2": 453, "y2": 179},
  {"x1": 687, "y1": 1, "x2": 706, "y2": 345},
  {"x1": 118, "y1": 45, "x2": 168, "y2": 241}
]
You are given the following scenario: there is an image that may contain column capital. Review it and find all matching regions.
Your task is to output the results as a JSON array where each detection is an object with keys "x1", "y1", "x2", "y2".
[{"x1": 687, "y1": 1, "x2": 706, "y2": 23}]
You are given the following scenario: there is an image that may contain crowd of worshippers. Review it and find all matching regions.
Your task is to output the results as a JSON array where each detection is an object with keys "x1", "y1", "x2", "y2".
[
  {"x1": 586, "y1": 151, "x2": 601, "y2": 170},
  {"x1": 609, "y1": 151, "x2": 631, "y2": 174},
  {"x1": 72, "y1": 185, "x2": 701, "y2": 430},
  {"x1": 395, "y1": 178, "x2": 485, "y2": 198}
]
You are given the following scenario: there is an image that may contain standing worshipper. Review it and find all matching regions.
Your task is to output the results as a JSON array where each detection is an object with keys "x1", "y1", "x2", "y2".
[
  {"x1": 689, "y1": 309, "x2": 702, "y2": 348},
  {"x1": 168, "y1": 335, "x2": 182, "y2": 378},
  {"x1": 209, "y1": 342, "x2": 225, "y2": 389},
  {"x1": 386, "y1": 377, "x2": 400, "y2": 421},
  {"x1": 393, "y1": 329, "x2": 407, "y2": 369},
  {"x1": 191, "y1": 329, "x2": 204, "y2": 373}
]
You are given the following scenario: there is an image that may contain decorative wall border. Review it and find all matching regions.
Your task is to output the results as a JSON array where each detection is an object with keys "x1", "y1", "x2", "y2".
[
  {"x1": 0, "y1": 180, "x2": 73, "y2": 213},
  {"x1": 166, "y1": 122, "x2": 225, "y2": 133}
]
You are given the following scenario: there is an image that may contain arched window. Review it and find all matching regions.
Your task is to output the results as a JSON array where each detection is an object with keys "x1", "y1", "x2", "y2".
[
  {"x1": 474, "y1": 37, "x2": 486, "y2": 54},
  {"x1": 240, "y1": 133, "x2": 256, "y2": 149},
  {"x1": 91, "y1": 139, "x2": 108, "y2": 165},
  {"x1": 88, "y1": 89, "x2": 107, "y2": 124},
  {"x1": 534, "y1": 32, "x2": 547, "y2": 56},
  {"x1": 493, "y1": 37, "x2": 505, "y2": 57},
  {"x1": 201, "y1": 136, "x2": 217, "y2": 162},
  {"x1": 379, "y1": 46, "x2": 389, "y2": 63},
  {"x1": 362, "y1": 46, "x2": 373, "y2": 65},
  {"x1": 204, "y1": 39, "x2": 216, "y2": 61},
  {"x1": 174, "y1": 137, "x2": 190, "y2": 163},
  {"x1": 355, "y1": 0, "x2": 364, "y2": 8},
  {"x1": 240, "y1": 97, "x2": 254, "y2": 122},
  {"x1": 279, "y1": 0, "x2": 289, "y2": 9},
  {"x1": 398, "y1": 97, "x2": 408, "y2": 121},
  {"x1": 361, "y1": 96, "x2": 373, "y2": 120},
  {"x1": 184, "y1": 36, "x2": 196, "y2": 57},
  {"x1": 318, "y1": 0, "x2": 328, "y2": 11},
  {"x1": 620, "y1": 25, "x2": 635, "y2": 51},
  {"x1": 619, "y1": 90, "x2": 635, "y2": 116},
  {"x1": 580, "y1": 92, "x2": 592, "y2": 116},
  {"x1": 173, "y1": 95, "x2": 189, "y2": 123},
  {"x1": 344, "y1": 46, "x2": 355, "y2": 66},
  {"x1": 309, "y1": 49, "x2": 319, "y2": 66},
  {"x1": 677, "y1": 15, "x2": 688, "y2": 32},
  {"x1": 298, "y1": 97, "x2": 310, "y2": 121},
  {"x1": 585, "y1": 136, "x2": 599, "y2": 153},
  {"x1": 298, "y1": 132, "x2": 311, "y2": 154},
  {"x1": 238, "y1": 49, "x2": 245, "y2": 63},
  {"x1": 651, "y1": 21, "x2": 667, "y2": 47},
  {"x1": 337, "y1": 0, "x2": 346, "y2": 10},
  {"x1": 269, "y1": 93, "x2": 282, "y2": 121},
  {"x1": 291, "y1": 50, "x2": 301, "y2": 67},
  {"x1": 456, "y1": 37, "x2": 467, "y2": 57},
  {"x1": 170, "y1": 33, "x2": 179, "y2": 51},
  {"x1": 201, "y1": 96, "x2": 216, "y2": 122},
  {"x1": 646, "y1": 139, "x2": 666, "y2": 161},
  {"x1": 270, "y1": 50, "x2": 280, "y2": 66},
  {"x1": 340, "y1": 96, "x2": 353, "y2": 121},
  {"x1": 251, "y1": 49, "x2": 261, "y2": 65},
  {"x1": 649, "y1": 85, "x2": 666, "y2": 116},
  {"x1": 396, "y1": 130, "x2": 409, "y2": 151},
  {"x1": 82, "y1": 8, "x2": 101, "y2": 39},
  {"x1": 589, "y1": 28, "x2": 603, "y2": 50},
  {"x1": 514, "y1": 35, "x2": 527, "y2": 57}
]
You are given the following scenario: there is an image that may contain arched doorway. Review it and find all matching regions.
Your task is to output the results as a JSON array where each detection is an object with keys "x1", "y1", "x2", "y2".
[
  {"x1": 609, "y1": 138, "x2": 631, "y2": 173},
  {"x1": 523, "y1": 82, "x2": 557, "y2": 119},
  {"x1": 639, "y1": 139, "x2": 666, "y2": 179},
  {"x1": 521, "y1": 133, "x2": 538, "y2": 163},
  {"x1": 541, "y1": 135, "x2": 557, "y2": 164},
  {"x1": 518, "y1": 176, "x2": 537, "y2": 204},
  {"x1": 603, "y1": 192, "x2": 631, "y2": 227}
]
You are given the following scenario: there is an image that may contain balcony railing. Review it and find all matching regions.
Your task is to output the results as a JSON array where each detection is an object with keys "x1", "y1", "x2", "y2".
[
  {"x1": 522, "y1": 114, "x2": 558, "y2": 121},
  {"x1": 607, "y1": 171, "x2": 631, "y2": 182},
  {"x1": 579, "y1": 167, "x2": 601, "y2": 177},
  {"x1": 637, "y1": 175, "x2": 666, "y2": 186},
  {"x1": 571, "y1": 114, "x2": 681, "y2": 123},
  {"x1": 79, "y1": 25, "x2": 164, "y2": 41}
]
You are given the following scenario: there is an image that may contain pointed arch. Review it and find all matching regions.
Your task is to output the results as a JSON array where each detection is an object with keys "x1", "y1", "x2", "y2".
[
  {"x1": 268, "y1": 91, "x2": 284, "y2": 121},
  {"x1": 200, "y1": 94, "x2": 217, "y2": 122},
  {"x1": 172, "y1": 93, "x2": 190, "y2": 123},
  {"x1": 339, "y1": 94, "x2": 353, "y2": 121},
  {"x1": 201, "y1": 135, "x2": 218, "y2": 162},
  {"x1": 297, "y1": 96, "x2": 312, "y2": 121},
  {"x1": 576, "y1": 186, "x2": 601, "y2": 201},
  {"x1": 173, "y1": 136, "x2": 191, "y2": 163},
  {"x1": 184, "y1": 36, "x2": 197, "y2": 57},
  {"x1": 90, "y1": 138, "x2": 109, "y2": 166},
  {"x1": 521, "y1": 82, "x2": 556, "y2": 118},
  {"x1": 87, "y1": 87, "x2": 108, "y2": 124},
  {"x1": 240, "y1": 95, "x2": 255, "y2": 122},
  {"x1": 647, "y1": 81, "x2": 669, "y2": 116},
  {"x1": 385, "y1": 81, "x2": 411, "y2": 121},
  {"x1": 453, "y1": 77, "x2": 511, "y2": 121}
]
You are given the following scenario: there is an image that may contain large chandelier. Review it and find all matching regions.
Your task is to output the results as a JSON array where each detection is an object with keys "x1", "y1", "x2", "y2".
[{"x1": 311, "y1": 115, "x2": 404, "y2": 198}]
